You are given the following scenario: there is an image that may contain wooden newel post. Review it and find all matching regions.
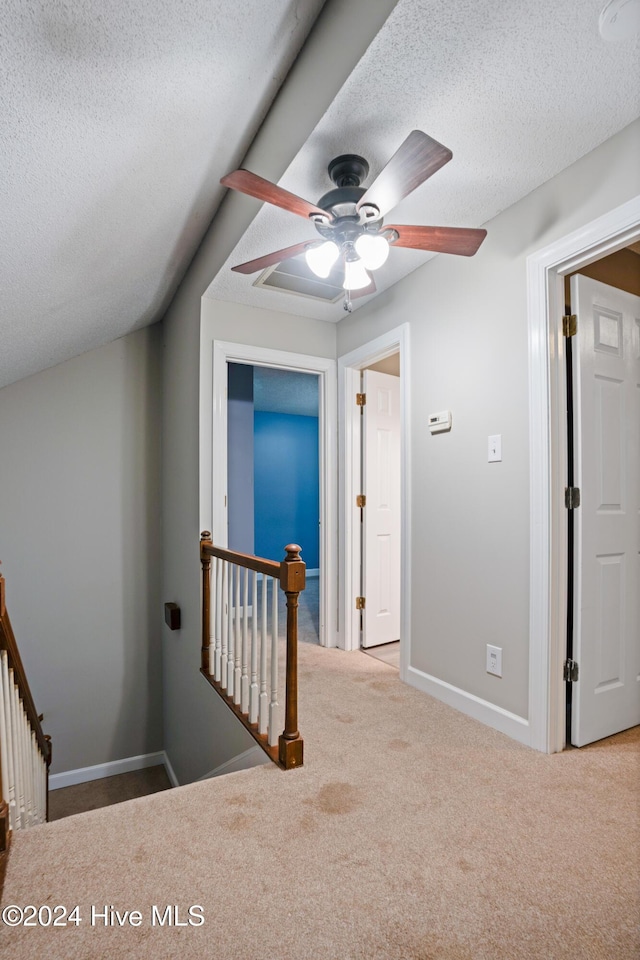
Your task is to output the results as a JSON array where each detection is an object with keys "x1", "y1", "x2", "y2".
[
  {"x1": 200, "y1": 531, "x2": 213, "y2": 674},
  {"x1": 278, "y1": 544, "x2": 305, "y2": 770}
]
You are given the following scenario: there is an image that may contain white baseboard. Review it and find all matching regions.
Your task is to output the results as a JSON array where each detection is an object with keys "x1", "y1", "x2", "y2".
[
  {"x1": 49, "y1": 751, "x2": 177, "y2": 791},
  {"x1": 306, "y1": 569, "x2": 319, "y2": 577},
  {"x1": 407, "y1": 666, "x2": 531, "y2": 746},
  {"x1": 197, "y1": 745, "x2": 268, "y2": 781},
  {"x1": 162, "y1": 752, "x2": 180, "y2": 788}
]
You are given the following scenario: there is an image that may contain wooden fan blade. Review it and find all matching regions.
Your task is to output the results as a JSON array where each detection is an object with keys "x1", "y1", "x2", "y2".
[
  {"x1": 357, "y1": 131, "x2": 452, "y2": 219},
  {"x1": 386, "y1": 224, "x2": 487, "y2": 256},
  {"x1": 221, "y1": 169, "x2": 331, "y2": 222},
  {"x1": 231, "y1": 241, "x2": 317, "y2": 275}
]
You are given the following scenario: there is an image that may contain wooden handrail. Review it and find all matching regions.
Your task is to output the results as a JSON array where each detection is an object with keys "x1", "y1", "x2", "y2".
[
  {"x1": 200, "y1": 533, "x2": 304, "y2": 770},
  {"x1": 0, "y1": 574, "x2": 51, "y2": 765},
  {"x1": 201, "y1": 542, "x2": 281, "y2": 579}
]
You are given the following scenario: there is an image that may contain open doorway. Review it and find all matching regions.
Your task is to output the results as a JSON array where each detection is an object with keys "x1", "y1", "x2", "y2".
[
  {"x1": 337, "y1": 323, "x2": 411, "y2": 678},
  {"x1": 227, "y1": 362, "x2": 321, "y2": 644}
]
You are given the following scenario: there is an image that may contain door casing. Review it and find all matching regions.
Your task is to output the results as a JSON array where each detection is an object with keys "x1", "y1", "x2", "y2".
[
  {"x1": 527, "y1": 194, "x2": 640, "y2": 753},
  {"x1": 205, "y1": 340, "x2": 337, "y2": 647}
]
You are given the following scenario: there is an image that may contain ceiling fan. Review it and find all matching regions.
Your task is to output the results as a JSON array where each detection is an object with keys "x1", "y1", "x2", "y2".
[{"x1": 221, "y1": 130, "x2": 487, "y2": 310}]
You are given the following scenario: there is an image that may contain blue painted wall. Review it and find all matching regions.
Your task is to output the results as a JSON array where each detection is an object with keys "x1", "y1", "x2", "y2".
[
  {"x1": 227, "y1": 363, "x2": 254, "y2": 554},
  {"x1": 253, "y1": 412, "x2": 319, "y2": 568}
]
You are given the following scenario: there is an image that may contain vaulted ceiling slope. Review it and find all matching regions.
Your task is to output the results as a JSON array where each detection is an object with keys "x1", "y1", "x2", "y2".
[
  {"x1": 2, "y1": 1, "x2": 639, "y2": 389},
  {"x1": 0, "y1": 0, "x2": 326, "y2": 388}
]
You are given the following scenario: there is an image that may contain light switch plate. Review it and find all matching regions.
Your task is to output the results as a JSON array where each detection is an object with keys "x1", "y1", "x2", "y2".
[{"x1": 488, "y1": 434, "x2": 502, "y2": 462}]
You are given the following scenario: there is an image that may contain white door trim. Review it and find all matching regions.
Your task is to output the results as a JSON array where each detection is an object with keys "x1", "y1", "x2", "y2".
[
  {"x1": 206, "y1": 340, "x2": 337, "y2": 648},
  {"x1": 527, "y1": 194, "x2": 640, "y2": 753},
  {"x1": 337, "y1": 323, "x2": 411, "y2": 679}
]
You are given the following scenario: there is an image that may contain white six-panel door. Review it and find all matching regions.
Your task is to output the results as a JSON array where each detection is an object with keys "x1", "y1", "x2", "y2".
[
  {"x1": 571, "y1": 275, "x2": 640, "y2": 746},
  {"x1": 362, "y1": 370, "x2": 401, "y2": 648}
]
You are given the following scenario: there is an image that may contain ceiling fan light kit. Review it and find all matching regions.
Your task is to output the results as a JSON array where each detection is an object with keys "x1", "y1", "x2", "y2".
[
  {"x1": 221, "y1": 130, "x2": 487, "y2": 311},
  {"x1": 305, "y1": 239, "x2": 339, "y2": 278},
  {"x1": 354, "y1": 232, "x2": 391, "y2": 270},
  {"x1": 343, "y1": 257, "x2": 373, "y2": 291}
]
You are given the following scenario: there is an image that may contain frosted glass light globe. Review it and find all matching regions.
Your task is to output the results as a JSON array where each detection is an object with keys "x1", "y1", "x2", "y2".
[
  {"x1": 343, "y1": 258, "x2": 371, "y2": 291},
  {"x1": 305, "y1": 241, "x2": 339, "y2": 278},
  {"x1": 354, "y1": 233, "x2": 390, "y2": 271}
]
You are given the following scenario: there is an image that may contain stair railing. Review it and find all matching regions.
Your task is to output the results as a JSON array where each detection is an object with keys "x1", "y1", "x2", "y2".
[
  {"x1": 200, "y1": 533, "x2": 304, "y2": 770},
  {"x1": 0, "y1": 569, "x2": 51, "y2": 862}
]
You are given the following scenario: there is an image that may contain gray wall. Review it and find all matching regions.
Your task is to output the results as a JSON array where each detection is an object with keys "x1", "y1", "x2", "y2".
[
  {"x1": 0, "y1": 326, "x2": 163, "y2": 773},
  {"x1": 337, "y1": 118, "x2": 640, "y2": 721}
]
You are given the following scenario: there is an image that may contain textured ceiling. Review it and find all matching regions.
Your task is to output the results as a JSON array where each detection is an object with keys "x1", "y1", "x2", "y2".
[
  {"x1": 0, "y1": 0, "x2": 325, "y2": 387},
  {"x1": 207, "y1": 0, "x2": 640, "y2": 321},
  {"x1": 1, "y1": 0, "x2": 639, "y2": 389}
]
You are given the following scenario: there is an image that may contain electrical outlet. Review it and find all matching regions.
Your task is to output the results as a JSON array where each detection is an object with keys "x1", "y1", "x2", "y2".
[{"x1": 486, "y1": 644, "x2": 502, "y2": 677}]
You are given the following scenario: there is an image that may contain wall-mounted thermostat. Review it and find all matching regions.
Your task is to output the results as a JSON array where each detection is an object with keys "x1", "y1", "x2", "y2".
[{"x1": 428, "y1": 410, "x2": 452, "y2": 434}]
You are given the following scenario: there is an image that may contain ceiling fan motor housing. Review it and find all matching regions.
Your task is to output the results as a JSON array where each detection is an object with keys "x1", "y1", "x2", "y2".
[
  {"x1": 315, "y1": 154, "x2": 385, "y2": 241},
  {"x1": 313, "y1": 153, "x2": 383, "y2": 240},
  {"x1": 327, "y1": 154, "x2": 369, "y2": 188}
]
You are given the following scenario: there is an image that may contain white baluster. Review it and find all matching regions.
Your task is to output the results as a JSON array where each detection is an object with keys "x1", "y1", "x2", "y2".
[
  {"x1": 22, "y1": 704, "x2": 34, "y2": 826},
  {"x1": 35, "y1": 746, "x2": 43, "y2": 824},
  {"x1": 220, "y1": 560, "x2": 228, "y2": 690},
  {"x1": 0, "y1": 652, "x2": 10, "y2": 821},
  {"x1": 268, "y1": 577, "x2": 279, "y2": 747},
  {"x1": 214, "y1": 557, "x2": 222, "y2": 682},
  {"x1": 9, "y1": 675, "x2": 25, "y2": 829},
  {"x1": 208, "y1": 556, "x2": 216, "y2": 675},
  {"x1": 258, "y1": 574, "x2": 268, "y2": 735},
  {"x1": 19, "y1": 690, "x2": 29, "y2": 829},
  {"x1": 227, "y1": 563, "x2": 235, "y2": 696},
  {"x1": 33, "y1": 743, "x2": 41, "y2": 824},
  {"x1": 1, "y1": 652, "x2": 17, "y2": 830},
  {"x1": 30, "y1": 738, "x2": 38, "y2": 824},
  {"x1": 29, "y1": 733, "x2": 37, "y2": 823},
  {"x1": 233, "y1": 565, "x2": 241, "y2": 704},
  {"x1": 241, "y1": 568, "x2": 249, "y2": 713},
  {"x1": 41, "y1": 753, "x2": 47, "y2": 822},
  {"x1": 27, "y1": 728, "x2": 36, "y2": 826},
  {"x1": 35, "y1": 735, "x2": 43, "y2": 824},
  {"x1": 249, "y1": 573, "x2": 259, "y2": 724}
]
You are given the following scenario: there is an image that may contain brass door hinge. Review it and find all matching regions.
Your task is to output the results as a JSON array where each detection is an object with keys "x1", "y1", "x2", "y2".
[
  {"x1": 563, "y1": 314, "x2": 577, "y2": 337},
  {"x1": 356, "y1": 494, "x2": 366, "y2": 508},
  {"x1": 563, "y1": 659, "x2": 579, "y2": 682},
  {"x1": 356, "y1": 393, "x2": 366, "y2": 406},
  {"x1": 355, "y1": 596, "x2": 366, "y2": 610},
  {"x1": 565, "y1": 486, "x2": 581, "y2": 509}
]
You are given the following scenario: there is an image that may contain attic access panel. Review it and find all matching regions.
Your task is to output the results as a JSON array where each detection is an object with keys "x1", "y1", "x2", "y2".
[{"x1": 253, "y1": 254, "x2": 344, "y2": 303}]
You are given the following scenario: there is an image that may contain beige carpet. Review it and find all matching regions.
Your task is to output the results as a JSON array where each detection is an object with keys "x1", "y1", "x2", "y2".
[{"x1": 2, "y1": 644, "x2": 638, "y2": 960}]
